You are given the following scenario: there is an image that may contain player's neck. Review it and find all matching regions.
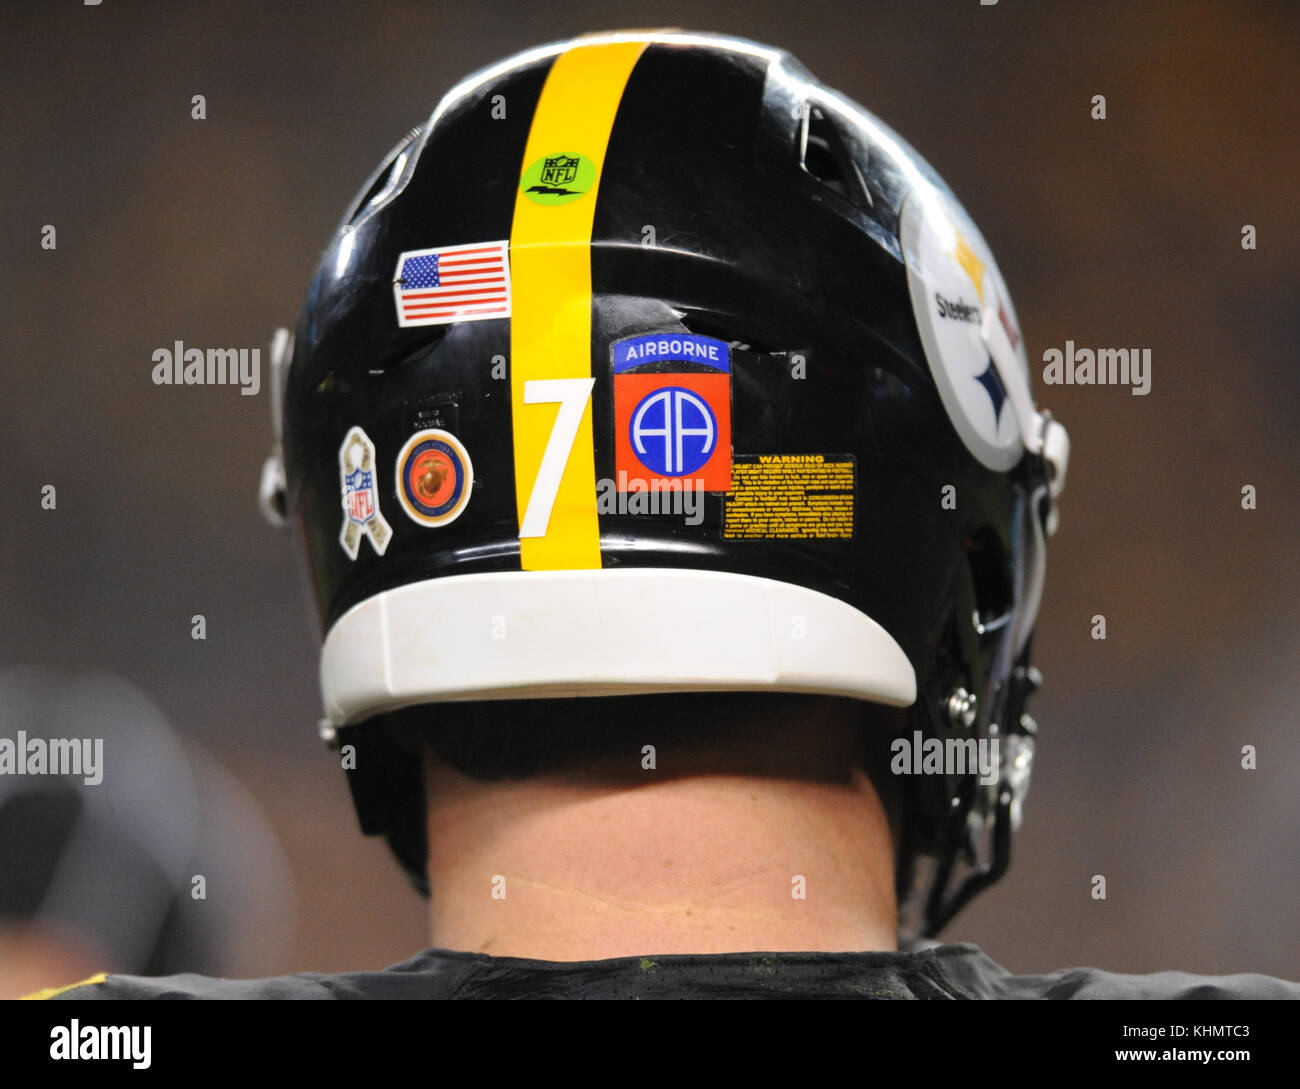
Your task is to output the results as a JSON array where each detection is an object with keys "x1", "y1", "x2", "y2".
[{"x1": 423, "y1": 730, "x2": 898, "y2": 961}]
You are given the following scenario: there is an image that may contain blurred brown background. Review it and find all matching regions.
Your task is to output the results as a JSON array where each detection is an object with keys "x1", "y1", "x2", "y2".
[{"x1": 2, "y1": 0, "x2": 1296, "y2": 984}]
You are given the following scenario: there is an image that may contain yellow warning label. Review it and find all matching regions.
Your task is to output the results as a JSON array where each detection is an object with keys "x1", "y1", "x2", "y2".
[{"x1": 723, "y1": 454, "x2": 855, "y2": 539}]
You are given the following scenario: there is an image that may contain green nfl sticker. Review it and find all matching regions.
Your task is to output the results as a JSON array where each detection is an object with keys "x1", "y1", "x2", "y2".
[{"x1": 520, "y1": 152, "x2": 596, "y2": 205}]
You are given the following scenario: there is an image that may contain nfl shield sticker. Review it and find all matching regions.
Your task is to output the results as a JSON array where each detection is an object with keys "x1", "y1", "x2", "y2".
[
  {"x1": 395, "y1": 428, "x2": 473, "y2": 527},
  {"x1": 612, "y1": 333, "x2": 732, "y2": 492},
  {"x1": 338, "y1": 426, "x2": 392, "y2": 560},
  {"x1": 900, "y1": 184, "x2": 1029, "y2": 471},
  {"x1": 519, "y1": 152, "x2": 597, "y2": 206}
]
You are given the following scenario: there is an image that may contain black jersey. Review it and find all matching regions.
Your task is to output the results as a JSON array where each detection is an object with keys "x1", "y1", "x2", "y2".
[{"x1": 34, "y1": 943, "x2": 1300, "y2": 1000}]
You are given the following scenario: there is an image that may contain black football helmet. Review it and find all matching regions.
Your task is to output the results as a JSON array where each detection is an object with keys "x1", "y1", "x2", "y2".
[{"x1": 259, "y1": 30, "x2": 1069, "y2": 939}]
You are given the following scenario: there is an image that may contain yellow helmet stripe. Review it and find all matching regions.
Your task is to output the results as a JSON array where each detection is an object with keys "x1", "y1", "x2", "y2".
[{"x1": 509, "y1": 39, "x2": 648, "y2": 570}]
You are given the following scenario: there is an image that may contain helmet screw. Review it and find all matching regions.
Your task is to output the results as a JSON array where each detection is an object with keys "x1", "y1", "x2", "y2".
[
  {"x1": 318, "y1": 718, "x2": 339, "y2": 749},
  {"x1": 947, "y1": 688, "x2": 977, "y2": 728}
]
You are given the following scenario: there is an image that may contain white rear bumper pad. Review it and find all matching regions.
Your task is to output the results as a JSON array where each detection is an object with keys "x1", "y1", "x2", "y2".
[{"x1": 321, "y1": 569, "x2": 917, "y2": 727}]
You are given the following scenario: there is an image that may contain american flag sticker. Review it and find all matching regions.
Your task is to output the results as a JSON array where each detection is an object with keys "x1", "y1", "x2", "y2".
[{"x1": 393, "y1": 240, "x2": 512, "y2": 328}]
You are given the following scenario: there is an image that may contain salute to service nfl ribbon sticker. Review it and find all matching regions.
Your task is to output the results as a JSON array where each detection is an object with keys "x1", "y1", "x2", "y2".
[
  {"x1": 612, "y1": 332, "x2": 733, "y2": 492},
  {"x1": 395, "y1": 429, "x2": 474, "y2": 528},
  {"x1": 900, "y1": 185, "x2": 1029, "y2": 472},
  {"x1": 338, "y1": 426, "x2": 392, "y2": 559}
]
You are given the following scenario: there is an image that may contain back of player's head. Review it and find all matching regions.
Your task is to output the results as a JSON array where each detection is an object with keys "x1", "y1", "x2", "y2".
[{"x1": 258, "y1": 30, "x2": 1069, "y2": 939}]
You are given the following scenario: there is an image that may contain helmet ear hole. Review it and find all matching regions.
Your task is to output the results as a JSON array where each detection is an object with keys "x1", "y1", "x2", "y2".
[{"x1": 964, "y1": 528, "x2": 1014, "y2": 633}]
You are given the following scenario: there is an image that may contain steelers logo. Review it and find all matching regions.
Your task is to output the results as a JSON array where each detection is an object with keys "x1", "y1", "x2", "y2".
[
  {"x1": 900, "y1": 183, "x2": 1029, "y2": 472},
  {"x1": 395, "y1": 429, "x2": 473, "y2": 527}
]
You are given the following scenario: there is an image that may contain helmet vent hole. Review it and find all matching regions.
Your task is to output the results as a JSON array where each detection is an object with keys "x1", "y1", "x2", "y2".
[
  {"x1": 344, "y1": 127, "x2": 422, "y2": 225},
  {"x1": 677, "y1": 315, "x2": 779, "y2": 355},
  {"x1": 799, "y1": 106, "x2": 870, "y2": 209}
]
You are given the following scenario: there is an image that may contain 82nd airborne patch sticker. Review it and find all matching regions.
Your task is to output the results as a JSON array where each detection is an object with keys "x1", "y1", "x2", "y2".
[
  {"x1": 338, "y1": 426, "x2": 392, "y2": 559},
  {"x1": 612, "y1": 332, "x2": 733, "y2": 492}
]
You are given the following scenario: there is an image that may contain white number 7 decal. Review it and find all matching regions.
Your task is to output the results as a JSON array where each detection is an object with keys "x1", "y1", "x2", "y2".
[{"x1": 519, "y1": 377, "x2": 595, "y2": 539}]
